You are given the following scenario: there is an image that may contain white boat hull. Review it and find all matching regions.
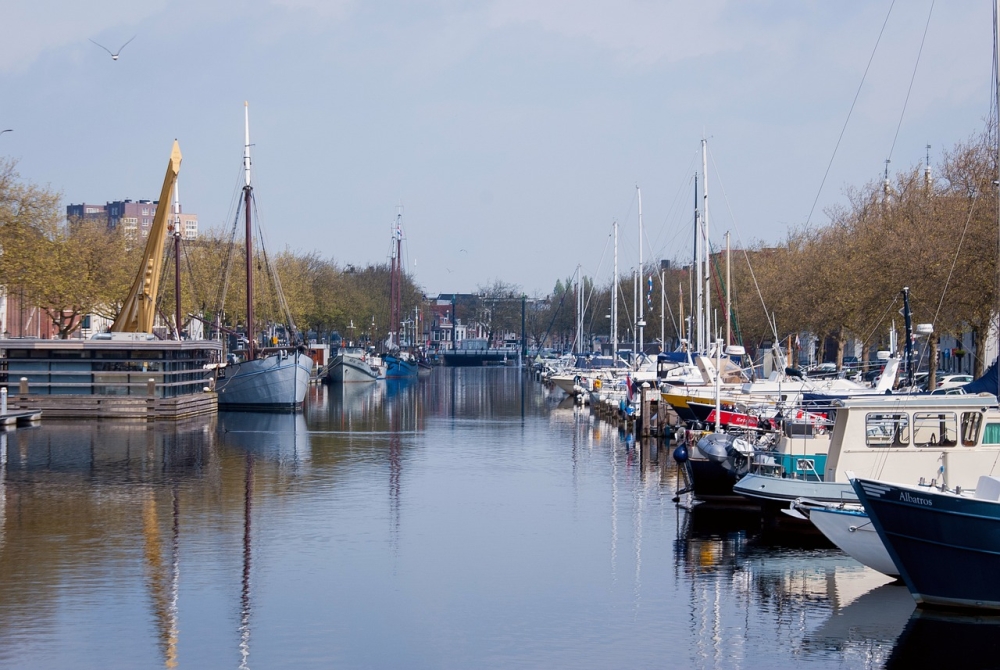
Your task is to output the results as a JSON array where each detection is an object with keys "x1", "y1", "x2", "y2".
[
  {"x1": 328, "y1": 354, "x2": 379, "y2": 383},
  {"x1": 808, "y1": 506, "x2": 899, "y2": 577},
  {"x1": 217, "y1": 351, "x2": 312, "y2": 410},
  {"x1": 734, "y1": 474, "x2": 855, "y2": 505}
]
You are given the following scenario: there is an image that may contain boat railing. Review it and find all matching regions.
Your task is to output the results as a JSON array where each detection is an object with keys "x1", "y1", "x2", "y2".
[
  {"x1": 0, "y1": 352, "x2": 217, "y2": 398},
  {"x1": 2, "y1": 367, "x2": 212, "y2": 398}
]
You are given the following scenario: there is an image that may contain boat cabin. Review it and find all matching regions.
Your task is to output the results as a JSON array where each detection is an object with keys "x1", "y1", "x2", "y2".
[{"x1": 824, "y1": 393, "x2": 1000, "y2": 487}]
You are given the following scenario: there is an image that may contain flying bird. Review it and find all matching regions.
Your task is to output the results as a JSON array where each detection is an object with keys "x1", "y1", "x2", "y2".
[
  {"x1": 460, "y1": 249, "x2": 468, "y2": 253},
  {"x1": 89, "y1": 35, "x2": 136, "y2": 61}
]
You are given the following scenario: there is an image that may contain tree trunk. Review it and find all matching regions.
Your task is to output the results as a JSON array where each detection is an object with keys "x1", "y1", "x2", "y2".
[
  {"x1": 835, "y1": 328, "x2": 846, "y2": 371},
  {"x1": 974, "y1": 326, "x2": 988, "y2": 378}
]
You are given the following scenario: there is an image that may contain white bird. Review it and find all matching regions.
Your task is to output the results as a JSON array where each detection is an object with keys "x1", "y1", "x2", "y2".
[{"x1": 89, "y1": 35, "x2": 136, "y2": 61}]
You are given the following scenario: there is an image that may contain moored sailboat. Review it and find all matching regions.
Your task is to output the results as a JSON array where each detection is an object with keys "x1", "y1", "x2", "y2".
[
  {"x1": 385, "y1": 210, "x2": 418, "y2": 379},
  {"x1": 215, "y1": 103, "x2": 312, "y2": 410}
]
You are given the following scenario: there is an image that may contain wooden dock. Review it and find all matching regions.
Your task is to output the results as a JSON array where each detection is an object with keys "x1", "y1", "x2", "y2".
[
  {"x1": 0, "y1": 410, "x2": 41, "y2": 426},
  {"x1": 7, "y1": 392, "x2": 217, "y2": 421}
]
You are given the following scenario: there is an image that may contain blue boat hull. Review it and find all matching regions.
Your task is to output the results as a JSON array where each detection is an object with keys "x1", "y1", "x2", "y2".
[
  {"x1": 385, "y1": 355, "x2": 418, "y2": 378},
  {"x1": 854, "y1": 477, "x2": 1000, "y2": 610}
]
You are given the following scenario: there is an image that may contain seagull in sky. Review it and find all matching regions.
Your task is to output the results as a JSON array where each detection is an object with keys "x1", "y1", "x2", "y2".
[
  {"x1": 89, "y1": 35, "x2": 136, "y2": 61},
  {"x1": 460, "y1": 249, "x2": 468, "y2": 253}
]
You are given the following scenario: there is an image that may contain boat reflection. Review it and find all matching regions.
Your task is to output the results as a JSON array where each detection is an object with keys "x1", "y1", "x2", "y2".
[
  {"x1": 675, "y1": 502, "x2": 907, "y2": 667},
  {"x1": 799, "y1": 581, "x2": 913, "y2": 667},
  {"x1": 886, "y1": 609, "x2": 1000, "y2": 668},
  {"x1": 218, "y1": 411, "x2": 310, "y2": 464}
]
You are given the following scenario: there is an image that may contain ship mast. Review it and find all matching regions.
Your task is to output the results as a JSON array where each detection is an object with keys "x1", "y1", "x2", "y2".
[
  {"x1": 611, "y1": 220, "x2": 618, "y2": 363},
  {"x1": 390, "y1": 209, "x2": 403, "y2": 349},
  {"x1": 637, "y1": 185, "x2": 644, "y2": 356},
  {"x1": 995, "y1": 0, "x2": 1000, "y2": 397},
  {"x1": 701, "y1": 138, "x2": 711, "y2": 351},
  {"x1": 243, "y1": 102, "x2": 255, "y2": 359}
]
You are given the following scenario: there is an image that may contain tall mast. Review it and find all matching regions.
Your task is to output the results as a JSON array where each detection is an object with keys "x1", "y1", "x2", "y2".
[
  {"x1": 632, "y1": 268, "x2": 638, "y2": 364},
  {"x1": 391, "y1": 209, "x2": 403, "y2": 349},
  {"x1": 637, "y1": 185, "x2": 644, "y2": 356},
  {"x1": 243, "y1": 102, "x2": 255, "y2": 358},
  {"x1": 660, "y1": 261, "x2": 665, "y2": 351},
  {"x1": 995, "y1": 0, "x2": 1000, "y2": 396},
  {"x1": 692, "y1": 172, "x2": 698, "y2": 350},
  {"x1": 612, "y1": 221, "x2": 618, "y2": 362},
  {"x1": 725, "y1": 231, "x2": 731, "y2": 347},
  {"x1": 575, "y1": 265, "x2": 583, "y2": 354},
  {"x1": 694, "y1": 170, "x2": 703, "y2": 352},
  {"x1": 702, "y1": 138, "x2": 711, "y2": 350}
]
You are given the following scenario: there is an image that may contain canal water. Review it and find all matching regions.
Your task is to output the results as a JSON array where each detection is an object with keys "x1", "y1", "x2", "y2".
[{"x1": 1, "y1": 367, "x2": 998, "y2": 669}]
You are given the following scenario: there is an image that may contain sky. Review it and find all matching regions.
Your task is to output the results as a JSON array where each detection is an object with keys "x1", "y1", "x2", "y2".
[{"x1": 0, "y1": 1, "x2": 995, "y2": 297}]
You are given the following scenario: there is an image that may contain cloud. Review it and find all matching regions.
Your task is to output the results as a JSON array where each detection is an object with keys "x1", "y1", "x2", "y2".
[
  {"x1": 268, "y1": 0, "x2": 354, "y2": 20},
  {"x1": 485, "y1": 0, "x2": 779, "y2": 66}
]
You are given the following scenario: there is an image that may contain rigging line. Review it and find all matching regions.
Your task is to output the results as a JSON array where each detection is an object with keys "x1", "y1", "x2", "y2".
[
  {"x1": 214, "y1": 198, "x2": 243, "y2": 318},
  {"x1": 929, "y1": 178, "x2": 984, "y2": 329},
  {"x1": 806, "y1": 0, "x2": 897, "y2": 227},
  {"x1": 652, "y1": 184, "x2": 697, "y2": 262},
  {"x1": 859, "y1": 295, "x2": 900, "y2": 349},
  {"x1": 708, "y1": 146, "x2": 780, "y2": 344},
  {"x1": 580, "y1": 229, "x2": 614, "y2": 320},
  {"x1": 649, "y1": 152, "x2": 700, "y2": 258},
  {"x1": 653, "y1": 266, "x2": 680, "y2": 341},
  {"x1": 214, "y1": 158, "x2": 249, "y2": 317},
  {"x1": 928, "y1": 100, "x2": 996, "y2": 330},
  {"x1": 252, "y1": 195, "x2": 296, "y2": 335},
  {"x1": 181, "y1": 242, "x2": 201, "y2": 314},
  {"x1": 887, "y1": 0, "x2": 935, "y2": 163}
]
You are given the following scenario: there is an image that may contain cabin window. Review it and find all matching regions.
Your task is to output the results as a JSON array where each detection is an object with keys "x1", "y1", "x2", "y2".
[
  {"x1": 961, "y1": 412, "x2": 983, "y2": 446},
  {"x1": 984, "y1": 423, "x2": 1000, "y2": 445},
  {"x1": 866, "y1": 413, "x2": 909, "y2": 447},
  {"x1": 913, "y1": 412, "x2": 958, "y2": 447}
]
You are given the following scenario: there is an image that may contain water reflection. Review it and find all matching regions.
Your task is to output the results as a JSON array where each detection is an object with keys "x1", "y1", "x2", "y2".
[
  {"x1": 0, "y1": 418, "x2": 216, "y2": 668},
  {"x1": 218, "y1": 411, "x2": 310, "y2": 464},
  {"x1": 3, "y1": 369, "x2": 983, "y2": 668},
  {"x1": 673, "y1": 502, "x2": 906, "y2": 668},
  {"x1": 804, "y1": 582, "x2": 913, "y2": 667},
  {"x1": 239, "y1": 452, "x2": 253, "y2": 670},
  {"x1": 887, "y1": 610, "x2": 1000, "y2": 668}
]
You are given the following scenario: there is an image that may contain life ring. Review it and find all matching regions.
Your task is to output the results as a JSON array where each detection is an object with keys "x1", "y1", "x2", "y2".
[{"x1": 593, "y1": 379, "x2": 602, "y2": 390}]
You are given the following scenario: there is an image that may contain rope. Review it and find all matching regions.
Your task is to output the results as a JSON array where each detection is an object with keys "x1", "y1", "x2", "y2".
[
  {"x1": 806, "y1": 0, "x2": 896, "y2": 227},
  {"x1": 887, "y1": 0, "x2": 935, "y2": 163}
]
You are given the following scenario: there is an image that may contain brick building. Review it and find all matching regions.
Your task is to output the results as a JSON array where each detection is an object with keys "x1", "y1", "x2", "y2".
[{"x1": 67, "y1": 199, "x2": 198, "y2": 240}]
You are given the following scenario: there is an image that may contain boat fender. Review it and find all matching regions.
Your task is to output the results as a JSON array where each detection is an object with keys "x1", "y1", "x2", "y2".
[
  {"x1": 673, "y1": 444, "x2": 689, "y2": 463},
  {"x1": 593, "y1": 379, "x2": 602, "y2": 390}
]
